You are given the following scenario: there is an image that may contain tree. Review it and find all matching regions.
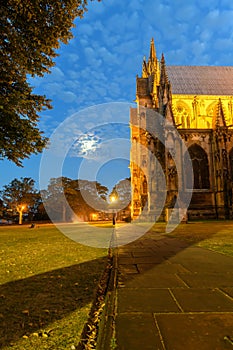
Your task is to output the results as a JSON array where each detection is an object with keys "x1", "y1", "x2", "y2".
[
  {"x1": 0, "y1": 199, "x2": 4, "y2": 218},
  {"x1": 41, "y1": 177, "x2": 109, "y2": 222},
  {"x1": 41, "y1": 177, "x2": 75, "y2": 222},
  {"x1": 78, "y1": 179, "x2": 109, "y2": 211},
  {"x1": 0, "y1": 177, "x2": 39, "y2": 222},
  {"x1": 0, "y1": 0, "x2": 100, "y2": 165}
]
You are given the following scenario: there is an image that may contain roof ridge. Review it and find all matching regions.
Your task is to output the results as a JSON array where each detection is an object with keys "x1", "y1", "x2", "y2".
[{"x1": 167, "y1": 65, "x2": 233, "y2": 68}]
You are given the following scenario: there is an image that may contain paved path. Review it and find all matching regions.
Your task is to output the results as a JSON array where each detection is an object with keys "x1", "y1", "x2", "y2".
[{"x1": 113, "y1": 229, "x2": 233, "y2": 350}]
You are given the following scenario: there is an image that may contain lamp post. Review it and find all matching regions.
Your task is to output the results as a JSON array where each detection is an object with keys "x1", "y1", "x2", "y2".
[
  {"x1": 17, "y1": 204, "x2": 25, "y2": 225},
  {"x1": 109, "y1": 194, "x2": 117, "y2": 226}
]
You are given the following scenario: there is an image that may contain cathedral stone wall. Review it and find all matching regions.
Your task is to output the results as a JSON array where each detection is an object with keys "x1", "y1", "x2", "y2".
[{"x1": 130, "y1": 39, "x2": 233, "y2": 222}]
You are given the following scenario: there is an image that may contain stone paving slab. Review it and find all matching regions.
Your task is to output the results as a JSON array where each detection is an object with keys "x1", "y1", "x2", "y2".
[
  {"x1": 120, "y1": 272, "x2": 187, "y2": 288},
  {"x1": 155, "y1": 313, "x2": 233, "y2": 350},
  {"x1": 177, "y1": 262, "x2": 233, "y2": 274},
  {"x1": 169, "y1": 248, "x2": 233, "y2": 266},
  {"x1": 116, "y1": 313, "x2": 164, "y2": 350},
  {"x1": 132, "y1": 250, "x2": 157, "y2": 257},
  {"x1": 221, "y1": 288, "x2": 233, "y2": 299},
  {"x1": 118, "y1": 256, "x2": 166, "y2": 265},
  {"x1": 178, "y1": 273, "x2": 233, "y2": 288},
  {"x1": 118, "y1": 248, "x2": 152, "y2": 254},
  {"x1": 118, "y1": 289, "x2": 181, "y2": 313},
  {"x1": 137, "y1": 263, "x2": 190, "y2": 274},
  {"x1": 117, "y1": 252, "x2": 133, "y2": 258},
  {"x1": 171, "y1": 288, "x2": 233, "y2": 312},
  {"x1": 113, "y1": 232, "x2": 233, "y2": 349}
]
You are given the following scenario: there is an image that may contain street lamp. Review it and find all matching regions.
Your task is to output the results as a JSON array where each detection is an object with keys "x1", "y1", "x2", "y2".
[
  {"x1": 109, "y1": 194, "x2": 117, "y2": 226},
  {"x1": 91, "y1": 213, "x2": 98, "y2": 221},
  {"x1": 17, "y1": 204, "x2": 25, "y2": 225},
  {"x1": 110, "y1": 194, "x2": 116, "y2": 203}
]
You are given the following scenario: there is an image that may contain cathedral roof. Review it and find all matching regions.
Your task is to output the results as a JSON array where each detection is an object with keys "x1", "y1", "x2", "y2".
[{"x1": 166, "y1": 66, "x2": 233, "y2": 96}]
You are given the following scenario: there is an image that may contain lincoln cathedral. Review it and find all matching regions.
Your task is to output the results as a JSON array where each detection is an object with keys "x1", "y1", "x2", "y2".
[{"x1": 130, "y1": 38, "x2": 233, "y2": 221}]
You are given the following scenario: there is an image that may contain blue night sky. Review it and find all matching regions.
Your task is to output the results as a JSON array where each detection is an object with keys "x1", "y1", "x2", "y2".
[{"x1": 1, "y1": 0, "x2": 233, "y2": 192}]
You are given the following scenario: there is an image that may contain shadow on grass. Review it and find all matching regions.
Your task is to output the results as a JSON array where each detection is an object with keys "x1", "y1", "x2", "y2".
[{"x1": 0, "y1": 257, "x2": 107, "y2": 348}]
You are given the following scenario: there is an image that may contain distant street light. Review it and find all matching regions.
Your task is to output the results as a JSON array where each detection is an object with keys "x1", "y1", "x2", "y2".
[
  {"x1": 91, "y1": 213, "x2": 98, "y2": 221},
  {"x1": 109, "y1": 194, "x2": 117, "y2": 226},
  {"x1": 17, "y1": 204, "x2": 25, "y2": 225},
  {"x1": 110, "y1": 194, "x2": 116, "y2": 203}
]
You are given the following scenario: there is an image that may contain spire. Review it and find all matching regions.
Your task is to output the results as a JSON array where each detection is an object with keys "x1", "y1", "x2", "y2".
[
  {"x1": 149, "y1": 38, "x2": 156, "y2": 62},
  {"x1": 138, "y1": 38, "x2": 161, "y2": 108},
  {"x1": 214, "y1": 98, "x2": 226, "y2": 129},
  {"x1": 159, "y1": 53, "x2": 171, "y2": 105},
  {"x1": 160, "y1": 53, "x2": 169, "y2": 85},
  {"x1": 142, "y1": 56, "x2": 148, "y2": 78},
  {"x1": 147, "y1": 38, "x2": 158, "y2": 76}
]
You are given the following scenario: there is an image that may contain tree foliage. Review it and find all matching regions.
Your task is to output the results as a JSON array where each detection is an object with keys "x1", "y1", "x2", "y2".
[
  {"x1": 41, "y1": 177, "x2": 109, "y2": 221},
  {"x1": 0, "y1": 176, "x2": 109, "y2": 222},
  {"x1": 0, "y1": 177, "x2": 39, "y2": 214},
  {"x1": 0, "y1": 0, "x2": 99, "y2": 165}
]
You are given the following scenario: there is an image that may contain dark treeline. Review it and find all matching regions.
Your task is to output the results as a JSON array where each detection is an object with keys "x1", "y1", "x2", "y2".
[{"x1": 0, "y1": 176, "x2": 109, "y2": 223}]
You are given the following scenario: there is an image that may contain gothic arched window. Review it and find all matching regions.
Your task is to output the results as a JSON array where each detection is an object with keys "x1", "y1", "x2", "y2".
[
  {"x1": 175, "y1": 101, "x2": 191, "y2": 128},
  {"x1": 186, "y1": 144, "x2": 210, "y2": 189},
  {"x1": 142, "y1": 177, "x2": 148, "y2": 194}
]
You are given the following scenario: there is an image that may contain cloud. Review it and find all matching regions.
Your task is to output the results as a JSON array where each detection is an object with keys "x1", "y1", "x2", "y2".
[
  {"x1": 48, "y1": 67, "x2": 65, "y2": 81},
  {"x1": 84, "y1": 47, "x2": 102, "y2": 66},
  {"x1": 77, "y1": 23, "x2": 94, "y2": 36},
  {"x1": 60, "y1": 91, "x2": 77, "y2": 103},
  {"x1": 114, "y1": 39, "x2": 139, "y2": 55},
  {"x1": 142, "y1": 2, "x2": 172, "y2": 27},
  {"x1": 66, "y1": 53, "x2": 79, "y2": 63},
  {"x1": 199, "y1": 29, "x2": 213, "y2": 42},
  {"x1": 128, "y1": 0, "x2": 143, "y2": 11},
  {"x1": 220, "y1": 0, "x2": 233, "y2": 9},
  {"x1": 175, "y1": 5, "x2": 200, "y2": 21},
  {"x1": 64, "y1": 79, "x2": 80, "y2": 90},
  {"x1": 195, "y1": 0, "x2": 219, "y2": 10},
  {"x1": 213, "y1": 38, "x2": 233, "y2": 50},
  {"x1": 97, "y1": 47, "x2": 118, "y2": 64},
  {"x1": 71, "y1": 132, "x2": 101, "y2": 157},
  {"x1": 38, "y1": 114, "x2": 61, "y2": 136},
  {"x1": 3, "y1": 0, "x2": 233, "y2": 192},
  {"x1": 44, "y1": 82, "x2": 62, "y2": 96},
  {"x1": 66, "y1": 69, "x2": 81, "y2": 79},
  {"x1": 31, "y1": 0, "x2": 233, "y2": 130}
]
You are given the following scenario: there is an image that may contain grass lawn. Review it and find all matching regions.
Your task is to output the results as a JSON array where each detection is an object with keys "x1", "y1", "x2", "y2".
[
  {"x1": 151, "y1": 221, "x2": 233, "y2": 257},
  {"x1": 0, "y1": 224, "x2": 108, "y2": 349}
]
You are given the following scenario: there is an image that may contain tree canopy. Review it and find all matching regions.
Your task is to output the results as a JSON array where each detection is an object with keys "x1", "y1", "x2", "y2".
[
  {"x1": 41, "y1": 177, "x2": 109, "y2": 221},
  {"x1": 0, "y1": 0, "x2": 99, "y2": 165},
  {"x1": 0, "y1": 177, "x2": 39, "y2": 214},
  {"x1": 0, "y1": 176, "x2": 109, "y2": 222}
]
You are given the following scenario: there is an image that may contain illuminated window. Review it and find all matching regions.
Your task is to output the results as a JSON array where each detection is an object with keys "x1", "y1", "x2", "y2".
[{"x1": 175, "y1": 101, "x2": 191, "y2": 128}]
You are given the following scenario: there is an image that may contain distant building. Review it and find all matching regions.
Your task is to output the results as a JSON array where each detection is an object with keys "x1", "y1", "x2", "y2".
[{"x1": 130, "y1": 38, "x2": 233, "y2": 221}]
